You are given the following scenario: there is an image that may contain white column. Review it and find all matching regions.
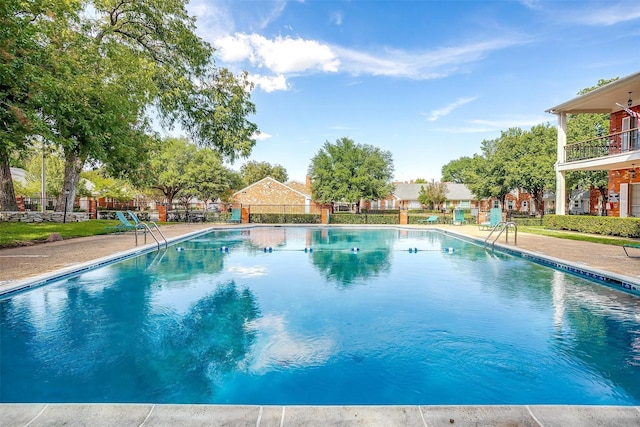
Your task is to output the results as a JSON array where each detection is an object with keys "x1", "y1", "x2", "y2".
[{"x1": 555, "y1": 112, "x2": 567, "y2": 215}]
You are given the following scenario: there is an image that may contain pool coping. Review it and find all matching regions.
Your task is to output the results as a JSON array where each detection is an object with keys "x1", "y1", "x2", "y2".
[{"x1": 2, "y1": 403, "x2": 640, "y2": 426}]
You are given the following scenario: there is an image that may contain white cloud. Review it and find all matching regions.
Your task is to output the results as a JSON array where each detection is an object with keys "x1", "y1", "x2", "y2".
[
  {"x1": 331, "y1": 11, "x2": 343, "y2": 26},
  {"x1": 253, "y1": 131, "x2": 272, "y2": 141},
  {"x1": 444, "y1": 117, "x2": 551, "y2": 133},
  {"x1": 215, "y1": 33, "x2": 340, "y2": 74},
  {"x1": 248, "y1": 73, "x2": 289, "y2": 92},
  {"x1": 425, "y1": 97, "x2": 478, "y2": 122},
  {"x1": 568, "y1": 3, "x2": 640, "y2": 26},
  {"x1": 214, "y1": 33, "x2": 525, "y2": 92},
  {"x1": 335, "y1": 38, "x2": 525, "y2": 79}
]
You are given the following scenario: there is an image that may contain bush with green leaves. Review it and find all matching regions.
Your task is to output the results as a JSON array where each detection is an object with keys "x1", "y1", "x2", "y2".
[{"x1": 543, "y1": 214, "x2": 640, "y2": 237}]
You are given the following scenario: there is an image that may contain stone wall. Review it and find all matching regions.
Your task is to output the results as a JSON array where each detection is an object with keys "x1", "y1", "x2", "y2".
[{"x1": 0, "y1": 211, "x2": 90, "y2": 223}]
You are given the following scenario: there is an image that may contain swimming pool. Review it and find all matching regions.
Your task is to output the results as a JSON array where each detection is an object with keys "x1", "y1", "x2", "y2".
[{"x1": 1, "y1": 227, "x2": 639, "y2": 405}]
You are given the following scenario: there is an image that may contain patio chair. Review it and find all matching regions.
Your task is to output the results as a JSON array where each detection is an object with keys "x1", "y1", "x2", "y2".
[
  {"x1": 623, "y1": 243, "x2": 640, "y2": 258},
  {"x1": 228, "y1": 208, "x2": 241, "y2": 223},
  {"x1": 417, "y1": 215, "x2": 439, "y2": 224},
  {"x1": 479, "y1": 207, "x2": 502, "y2": 230},
  {"x1": 452, "y1": 209, "x2": 466, "y2": 225},
  {"x1": 111, "y1": 211, "x2": 146, "y2": 233}
]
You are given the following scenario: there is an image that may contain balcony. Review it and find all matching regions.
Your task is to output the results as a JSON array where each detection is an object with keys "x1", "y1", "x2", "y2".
[{"x1": 564, "y1": 128, "x2": 640, "y2": 163}]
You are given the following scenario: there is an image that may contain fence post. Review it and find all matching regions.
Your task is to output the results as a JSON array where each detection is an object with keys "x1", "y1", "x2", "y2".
[
  {"x1": 158, "y1": 205, "x2": 167, "y2": 222},
  {"x1": 399, "y1": 209, "x2": 408, "y2": 225}
]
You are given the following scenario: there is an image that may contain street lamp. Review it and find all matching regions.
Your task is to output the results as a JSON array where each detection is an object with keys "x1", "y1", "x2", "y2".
[{"x1": 63, "y1": 189, "x2": 70, "y2": 223}]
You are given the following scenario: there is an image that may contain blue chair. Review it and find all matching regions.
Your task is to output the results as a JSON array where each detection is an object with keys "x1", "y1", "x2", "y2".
[
  {"x1": 228, "y1": 208, "x2": 241, "y2": 223},
  {"x1": 115, "y1": 211, "x2": 145, "y2": 232},
  {"x1": 417, "y1": 215, "x2": 439, "y2": 224},
  {"x1": 452, "y1": 209, "x2": 466, "y2": 225},
  {"x1": 479, "y1": 207, "x2": 502, "y2": 230}
]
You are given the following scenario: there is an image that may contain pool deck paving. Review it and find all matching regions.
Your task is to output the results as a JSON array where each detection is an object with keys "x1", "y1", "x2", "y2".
[{"x1": 1, "y1": 222, "x2": 640, "y2": 426}]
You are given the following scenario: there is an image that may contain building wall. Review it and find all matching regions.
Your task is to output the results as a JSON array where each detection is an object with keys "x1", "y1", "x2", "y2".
[{"x1": 233, "y1": 179, "x2": 307, "y2": 206}]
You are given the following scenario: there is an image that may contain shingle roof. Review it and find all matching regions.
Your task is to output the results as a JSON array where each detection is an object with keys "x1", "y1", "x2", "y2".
[{"x1": 392, "y1": 182, "x2": 478, "y2": 201}]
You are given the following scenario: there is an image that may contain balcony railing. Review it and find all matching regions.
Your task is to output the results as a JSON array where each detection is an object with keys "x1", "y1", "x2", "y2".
[{"x1": 564, "y1": 127, "x2": 640, "y2": 163}]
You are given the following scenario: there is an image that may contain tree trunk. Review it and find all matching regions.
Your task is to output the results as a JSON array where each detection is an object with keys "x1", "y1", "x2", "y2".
[
  {"x1": 55, "y1": 152, "x2": 85, "y2": 213},
  {"x1": 0, "y1": 146, "x2": 18, "y2": 211}
]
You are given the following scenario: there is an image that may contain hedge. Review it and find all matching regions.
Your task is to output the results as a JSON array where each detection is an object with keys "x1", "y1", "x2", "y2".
[
  {"x1": 249, "y1": 213, "x2": 321, "y2": 224},
  {"x1": 543, "y1": 214, "x2": 640, "y2": 237},
  {"x1": 329, "y1": 213, "x2": 399, "y2": 225}
]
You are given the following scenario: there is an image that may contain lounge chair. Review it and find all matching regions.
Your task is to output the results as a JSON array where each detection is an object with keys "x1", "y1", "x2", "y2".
[
  {"x1": 623, "y1": 243, "x2": 640, "y2": 258},
  {"x1": 114, "y1": 211, "x2": 146, "y2": 232},
  {"x1": 228, "y1": 208, "x2": 241, "y2": 223},
  {"x1": 479, "y1": 207, "x2": 502, "y2": 230},
  {"x1": 417, "y1": 215, "x2": 439, "y2": 224},
  {"x1": 452, "y1": 209, "x2": 466, "y2": 225}
]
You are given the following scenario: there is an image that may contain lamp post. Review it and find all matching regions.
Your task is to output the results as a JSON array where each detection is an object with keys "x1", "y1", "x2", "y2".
[{"x1": 63, "y1": 189, "x2": 70, "y2": 223}]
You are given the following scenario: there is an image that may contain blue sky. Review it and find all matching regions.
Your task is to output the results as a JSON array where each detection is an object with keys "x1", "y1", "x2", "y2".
[{"x1": 183, "y1": 0, "x2": 640, "y2": 183}]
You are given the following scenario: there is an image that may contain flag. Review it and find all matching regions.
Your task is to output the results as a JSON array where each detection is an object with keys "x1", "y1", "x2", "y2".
[{"x1": 616, "y1": 103, "x2": 640, "y2": 121}]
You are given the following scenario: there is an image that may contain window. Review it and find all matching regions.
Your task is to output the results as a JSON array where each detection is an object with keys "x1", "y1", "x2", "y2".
[
  {"x1": 521, "y1": 201, "x2": 528, "y2": 212},
  {"x1": 507, "y1": 200, "x2": 514, "y2": 210},
  {"x1": 492, "y1": 200, "x2": 500, "y2": 209}
]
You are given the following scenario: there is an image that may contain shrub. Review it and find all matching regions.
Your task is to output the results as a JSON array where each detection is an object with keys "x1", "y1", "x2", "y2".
[
  {"x1": 329, "y1": 213, "x2": 399, "y2": 224},
  {"x1": 543, "y1": 214, "x2": 640, "y2": 237},
  {"x1": 249, "y1": 213, "x2": 321, "y2": 224}
]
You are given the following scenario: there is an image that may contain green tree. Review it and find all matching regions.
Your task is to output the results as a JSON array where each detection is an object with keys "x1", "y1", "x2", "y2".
[
  {"x1": 418, "y1": 180, "x2": 448, "y2": 210},
  {"x1": 465, "y1": 144, "x2": 510, "y2": 209},
  {"x1": 184, "y1": 149, "x2": 237, "y2": 210},
  {"x1": 308, "y1": 137, "x2": 395, "y2": 213},
  {"x1": 240, "y1": 161, "x2": 288, "y2": 186},
  {"x1": 441, "y1": 156, "x2": 476, "y2": 183},
  {"x1": 6, "y1": 0, "x2": 258, "y2": 215},
  {"x1": 498, "y1": 124, "x2": 557, "y2": 215},
  {"x1": 148, "y1": 138, "x2": 198, "y2": 205},
  {"x1": 0, "y1": 0, "x2": 76, "y2": 210}
]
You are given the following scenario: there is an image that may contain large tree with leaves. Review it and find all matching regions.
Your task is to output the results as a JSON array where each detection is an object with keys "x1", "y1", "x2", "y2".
[
  {"x1": 308, "y1": 137, "x2": 395, "y2": 213},
  {"x1": 418, "y1": 180, "x2": 448, "y2": 210},
  {"x1": 499, "y1": 124, "x2": 557, "y2": 215},
  {"x1": 0, "y1": 0, "x2": 77, "y2": 210},
  {"x1": 240, "y1": 161, "x2": 288, "y2": 186},
  {"x1": 1, "y1": 0, "x2": 258, "y2": 214}
]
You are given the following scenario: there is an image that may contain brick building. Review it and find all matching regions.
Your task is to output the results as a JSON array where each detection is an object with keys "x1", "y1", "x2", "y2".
[
  {"x1": 232, "y1": 176, "x2": 321, "y2": 214},
  {"x1": 547, "y1": 71, "x2": 640, "y2": 217}
]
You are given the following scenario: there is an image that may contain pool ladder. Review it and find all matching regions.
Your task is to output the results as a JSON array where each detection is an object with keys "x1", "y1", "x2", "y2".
[
  {"x1": 134, "y1": 221, "x2": 168, "y2": 250},
  {"x1": 483, "y1": 221, "x2": 517, "y2": 250}
]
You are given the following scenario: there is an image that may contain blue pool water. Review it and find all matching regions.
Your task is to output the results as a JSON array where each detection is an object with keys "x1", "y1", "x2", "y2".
[{"x1": 1, "y1": 227, "x2": 640, "y2": 405}]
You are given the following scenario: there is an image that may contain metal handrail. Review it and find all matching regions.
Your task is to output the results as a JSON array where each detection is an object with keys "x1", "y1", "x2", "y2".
[
  {"x1": 140, "y1": 221, "x2": 168, "y2": 250},
  {"x1": 484, "y1": 221, "x2": 518, "y2": 250}
]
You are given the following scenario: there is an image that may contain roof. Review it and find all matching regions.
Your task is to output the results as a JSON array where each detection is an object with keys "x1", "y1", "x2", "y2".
[
  {"x1": 546, "y1": 71, "x2": 640, "y2": 114},
  {"x1": 284, "y1": 180, "x2": 310, "y2": 196},
  {"x1": 392, "y1": 182, "x2": 478, "y2": 201},
  {"x1": 233, "y1": 176, "x2": 310, "y2": 199},
  {"x1": 445, "y1": 182, "x2": 475, "y2": 200}
]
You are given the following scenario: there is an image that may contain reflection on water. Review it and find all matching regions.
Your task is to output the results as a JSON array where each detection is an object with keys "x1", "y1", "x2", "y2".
[{"x1": 1, "y1": 227, "x2": 639, "y2": 405}]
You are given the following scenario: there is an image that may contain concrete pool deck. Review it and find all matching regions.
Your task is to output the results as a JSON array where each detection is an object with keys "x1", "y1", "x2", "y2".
[{"x1": 2, "y1": 223, "x2": 640, "y2": 425}]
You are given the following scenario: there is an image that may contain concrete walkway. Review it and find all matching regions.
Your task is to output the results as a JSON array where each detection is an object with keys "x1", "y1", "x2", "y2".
[{"x1": 2, "y1": 223, "x2": 640, "y2": 425}]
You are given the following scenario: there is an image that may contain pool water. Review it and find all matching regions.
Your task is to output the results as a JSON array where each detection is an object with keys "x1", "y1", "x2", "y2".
[{"x1": 1, "y1": 227, "x2": 640, "y2": 404}]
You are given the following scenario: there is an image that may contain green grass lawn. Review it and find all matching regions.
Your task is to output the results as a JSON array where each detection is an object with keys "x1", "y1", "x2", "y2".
[{"x1": 0, "y1": 220, "x2": 120, "y2": 247}]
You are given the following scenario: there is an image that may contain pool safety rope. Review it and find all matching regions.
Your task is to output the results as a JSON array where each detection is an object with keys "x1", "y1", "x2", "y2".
[{"x1": 175, "y1": 246, "x2": 456, "y2": 253}]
